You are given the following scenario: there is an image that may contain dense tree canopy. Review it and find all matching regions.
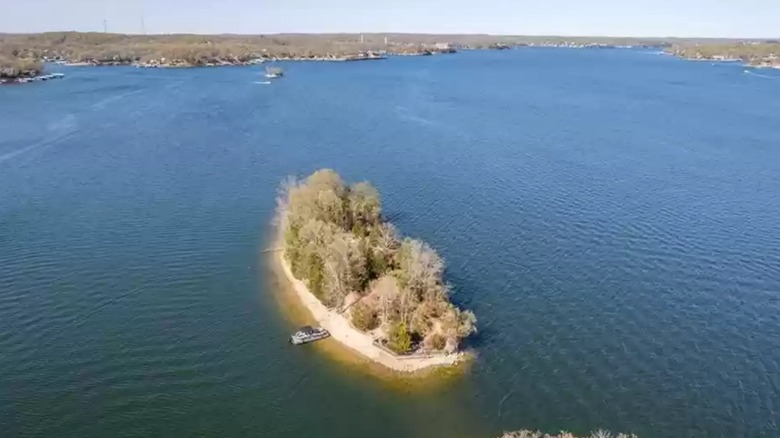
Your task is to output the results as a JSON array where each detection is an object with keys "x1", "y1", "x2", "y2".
[{"x1": 278, "y1": 169, "x2": 476, "y2": 353}]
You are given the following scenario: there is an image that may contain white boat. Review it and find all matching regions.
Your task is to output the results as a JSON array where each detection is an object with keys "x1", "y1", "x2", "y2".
[
  {"x1": 265, "y1": 66, "x2": 284, "y2": 79},
  {"x1": 290, "y1": 326, "x2": 330, "y2": 345}
]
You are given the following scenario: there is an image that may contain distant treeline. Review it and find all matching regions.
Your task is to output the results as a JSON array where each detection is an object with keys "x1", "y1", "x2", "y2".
[
  {"x1": 0, "y1": 31, "x2": 733, "y2": 68},
  {"x1": 501, "y1": 431, "x2": 637, "y2": 438},
  {"x1": 668, "y1": 41, "x2": 780, "y2": 66},
  {"x1": 0, "y1": 32, "x2": 472, "y2": 66},
  {"x1": 2, "y1": 32, "x2": 777, "y2": 74}
]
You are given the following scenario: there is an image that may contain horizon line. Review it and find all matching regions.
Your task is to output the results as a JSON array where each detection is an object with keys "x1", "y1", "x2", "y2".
[{"x1": 2, "y1": 30, "x2": 779, "y2": 41}]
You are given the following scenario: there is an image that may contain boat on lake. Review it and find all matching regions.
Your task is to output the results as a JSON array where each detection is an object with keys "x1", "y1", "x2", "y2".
[
  {"x1": 41, "y1": 73, "x2": 65, "y2": 81},
  {"x1": 265, "y1": 66, "x2": 284, "y2": 78},
  {"x1": 4, "y1": 73, "x2": 65, "y2": 85},
  {"x1": 290, "y1": 326, "x2": 330, "y2": 345}
]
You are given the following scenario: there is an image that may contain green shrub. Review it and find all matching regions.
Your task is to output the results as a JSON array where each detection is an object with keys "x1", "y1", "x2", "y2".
[
  {"x1": 306, "y1": 253, "x2": 324, "y2": 297},
  {"x1": 388, "y1": 322, "x2": 412, "y2": 354}
]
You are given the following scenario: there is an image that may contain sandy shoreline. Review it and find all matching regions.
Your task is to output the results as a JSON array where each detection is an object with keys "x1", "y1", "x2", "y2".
[{"x1": 276, "y1": 251, "x2": 463, "y2": 372}]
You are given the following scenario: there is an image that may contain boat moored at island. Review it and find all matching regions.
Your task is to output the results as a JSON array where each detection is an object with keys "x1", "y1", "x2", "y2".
[{"x1": 290, "y1": 326, "x2": 330, "y2": 345}]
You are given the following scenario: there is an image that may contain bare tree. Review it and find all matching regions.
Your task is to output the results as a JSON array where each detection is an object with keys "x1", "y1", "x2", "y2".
[
  {"x1": 320, "y1": 232, "x2": 367, "y2": 307},
  {"x1": 397, "y1": 238, "x2": 445, "y2": 301},
  {"x1": 274, "y1": 175, "x2": 298, "y2": 227},
  {"x1": 348, "y1": 181, "x2": 381, "y2": 234}
]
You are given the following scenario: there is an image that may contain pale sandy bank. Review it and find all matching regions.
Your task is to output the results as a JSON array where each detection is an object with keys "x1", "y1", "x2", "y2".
[{"x1": 278, "y1": 251, "x2": 463, "y2": 372}]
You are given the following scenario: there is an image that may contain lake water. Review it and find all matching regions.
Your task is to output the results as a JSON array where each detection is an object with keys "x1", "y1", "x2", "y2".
[{"x1": 1, "y1": 49, "x2": 779, "y2": 438}]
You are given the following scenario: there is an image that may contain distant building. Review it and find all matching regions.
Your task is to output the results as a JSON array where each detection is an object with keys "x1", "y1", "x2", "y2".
[{"x1": 433, "y1": 42, "x2": 456, "y2": 53}]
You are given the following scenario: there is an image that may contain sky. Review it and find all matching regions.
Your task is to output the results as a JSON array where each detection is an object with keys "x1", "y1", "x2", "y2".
[{"x1": 1, "y1": 0, "x2": 778, "y2": 38}]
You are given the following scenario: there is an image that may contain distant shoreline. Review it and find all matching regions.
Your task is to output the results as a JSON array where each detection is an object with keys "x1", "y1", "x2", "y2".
[
  {"x1": 1, "y1": 31, "x2": 677, "y2": 73},
  {"x1": 4, "y1": 33, "x2": 776, "y2": 85},
  {"x1": 666, "y1": 42, "x2": 780, "y2": 69}
]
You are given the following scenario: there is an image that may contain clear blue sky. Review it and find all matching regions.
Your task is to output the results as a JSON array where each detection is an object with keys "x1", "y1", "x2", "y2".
[{"x1": 2, "y1": 0, "x2": 778, "y2": 38}]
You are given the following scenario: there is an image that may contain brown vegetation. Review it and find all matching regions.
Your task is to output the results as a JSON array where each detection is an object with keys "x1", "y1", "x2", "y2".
[
  {"x1": 0, "y1": 55, "x2": 43, "y2": 79},
  {"x1": 277, "y1": 169, "x2": 476, "y2": 354},
  {"x1": 501, "y1": 430, "x2": 637, "y2": 438},
  {"x1": 668, "y1": 41, "x2": 780, "y2": 67},
  {"x1": 350, "y1": 300, "x2": 379, "y2": 331},
  {"x1": 0, "y1": 32, "x2": 732, "y2": 68},
  {"x1": 0, "y1": 32, "x2": 469, "y2": 66}
]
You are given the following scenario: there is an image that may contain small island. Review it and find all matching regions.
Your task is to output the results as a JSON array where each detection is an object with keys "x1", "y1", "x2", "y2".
[
  {"x1": 0, "y1": 55, "x2": 42, "y2": 83},
  {"x1": 1, "y1": 55, "x2": 65, "y2": 85},
  {"x1": 275, "y1": 169, "x2": 477, "y2": 372}
]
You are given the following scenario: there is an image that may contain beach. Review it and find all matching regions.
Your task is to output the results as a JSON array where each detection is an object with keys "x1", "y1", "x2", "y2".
[{"x1": 276, "y1": 251, "x2": 463, "y2": 373}]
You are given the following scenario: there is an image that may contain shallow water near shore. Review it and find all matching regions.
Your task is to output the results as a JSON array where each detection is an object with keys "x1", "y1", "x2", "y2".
[{"x1": 1, "y1": 50, "x2": 780, "y2": 437}]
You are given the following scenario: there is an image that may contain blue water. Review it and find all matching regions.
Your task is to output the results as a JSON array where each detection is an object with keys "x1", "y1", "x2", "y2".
[{"x1": 1, "y1": 49, "x2": 779, "y2": 437}]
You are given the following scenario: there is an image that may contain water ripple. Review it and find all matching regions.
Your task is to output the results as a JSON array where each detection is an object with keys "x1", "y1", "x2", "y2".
[{"x1": 2, "y1": 52, "x2": 780, "y2": 438}]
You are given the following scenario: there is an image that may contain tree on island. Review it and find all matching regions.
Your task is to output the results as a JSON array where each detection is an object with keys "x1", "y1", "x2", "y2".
[
  {"x1": 277, "y1": 169, "x2": 476, "y2": 354},
  {"x1": 388, "y1": 322, "x2": 413, "y2": 354}
]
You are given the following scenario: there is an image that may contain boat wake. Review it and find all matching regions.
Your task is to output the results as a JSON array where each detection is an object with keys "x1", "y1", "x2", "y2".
[
  {"x1": 0, "y1": 144, "x2": 44, "y2": 164},
  {"x1": 395, "y1": 105, "x2": 438, "y2": 127},
  {"x1": 744, "y1": 70, "x2": 777, "y2": 80},
  {"x1": 0, "y1": 114, "x2": 78, "y2": 165},
  {"x1": 91, "y1": 88, "x2": 144, "y2": 109},
  {"x1": 253, "y1": 81, "x2": 272, "y2": 85},
  {"x1": 0, "y1": 132, "x2": 76, "y2": 165}
]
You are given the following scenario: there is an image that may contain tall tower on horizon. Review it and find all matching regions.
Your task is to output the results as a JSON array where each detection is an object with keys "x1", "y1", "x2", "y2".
[{"x1": 141, "y1": 0, "x2": 147, "y2": 34}]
